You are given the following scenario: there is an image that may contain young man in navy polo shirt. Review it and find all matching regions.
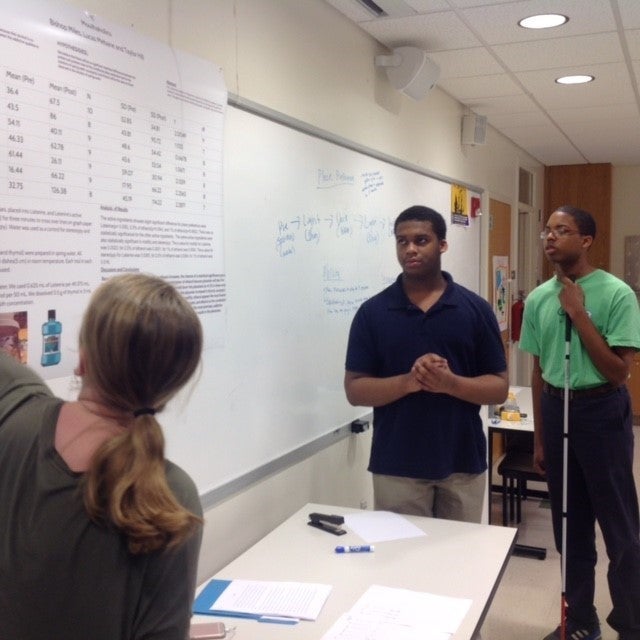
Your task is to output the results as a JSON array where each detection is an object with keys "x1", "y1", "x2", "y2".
[{"x1": 344, "y1": 205, "x2": 508, "y2": 523}]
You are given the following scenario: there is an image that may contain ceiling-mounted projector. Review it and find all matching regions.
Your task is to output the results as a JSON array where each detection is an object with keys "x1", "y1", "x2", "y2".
[{"x1": 375, "y1": 46, "x2": 440, "y2": 100}]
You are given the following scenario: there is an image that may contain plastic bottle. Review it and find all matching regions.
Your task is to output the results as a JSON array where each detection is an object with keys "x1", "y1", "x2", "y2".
[
  {"x1": 501, "y1": 391, "x2": 520, "y2": 421},
  {"x1": 41, "y1": 309, "x2": 62, "y2": 366}
]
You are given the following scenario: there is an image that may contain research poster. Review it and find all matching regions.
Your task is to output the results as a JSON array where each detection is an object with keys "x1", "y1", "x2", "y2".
[{"x1": 0, "y1": 0, "x2": 227, "y2": 378}]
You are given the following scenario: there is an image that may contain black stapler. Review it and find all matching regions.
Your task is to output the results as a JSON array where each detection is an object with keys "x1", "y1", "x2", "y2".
[{"x1": 307, "y1": 512, "x2": 346, "y2": 536}]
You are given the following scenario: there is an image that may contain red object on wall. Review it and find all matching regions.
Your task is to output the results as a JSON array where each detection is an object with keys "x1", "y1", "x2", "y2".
[
  {"x1": 470, "y1": 196, "x2": 481, "y2": 218},
  {"x1": 511, "y1": 296, "x2": 524, "y2": 341}
]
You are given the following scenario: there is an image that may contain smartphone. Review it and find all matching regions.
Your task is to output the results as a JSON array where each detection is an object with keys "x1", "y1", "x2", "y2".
[{"x1": 189, "y1": 621, "x2": 226, "y2": 639}]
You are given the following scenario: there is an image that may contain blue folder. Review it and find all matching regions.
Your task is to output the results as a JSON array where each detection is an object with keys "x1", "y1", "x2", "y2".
[{"x1": 193, "y1": 580, "x2": 242, "y2": 617}]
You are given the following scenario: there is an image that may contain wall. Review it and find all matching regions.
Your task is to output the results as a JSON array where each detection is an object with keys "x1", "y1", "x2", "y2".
[
  {"x1": 61, "y1": 0, "x2": 546, "y2": 582},
  {"x1": 612, "y1": 166, "x2": 640, "y2": 280},
  {"x1": 613, "y1": 168, "x2": 640, "y2": 421}
]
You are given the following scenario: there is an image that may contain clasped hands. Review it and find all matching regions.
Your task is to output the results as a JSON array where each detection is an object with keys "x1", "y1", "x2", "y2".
[{"x1": 409, "y1": 353, "x2": 453, "y2": 394}]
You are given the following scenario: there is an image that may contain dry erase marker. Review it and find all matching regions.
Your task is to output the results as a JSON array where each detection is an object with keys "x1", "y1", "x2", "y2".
[{"x1": 335, "y1": 544, "x2": 374, "y2": 553}]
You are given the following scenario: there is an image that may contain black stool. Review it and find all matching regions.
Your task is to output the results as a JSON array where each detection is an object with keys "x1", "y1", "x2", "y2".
[
  {"x1": 496, "y1": 432, "x2": 546, "y2": 526},
  {"x1": 497, "y1": 449, "x2": 546, "y2": 525}
]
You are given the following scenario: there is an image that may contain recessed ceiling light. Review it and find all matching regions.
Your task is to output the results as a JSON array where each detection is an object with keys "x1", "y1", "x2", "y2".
[
  {"x1": 556, "y1": 75, "x2": 594, "y2": 85},
  {"x1": 518, "y1": 14, "x2": 568, "y2": 29}
]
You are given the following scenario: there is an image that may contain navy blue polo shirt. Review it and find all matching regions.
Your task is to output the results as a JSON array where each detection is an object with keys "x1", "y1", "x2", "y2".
[{"x1": 345, "y1": 272, "x2": 506, "y2": 480}]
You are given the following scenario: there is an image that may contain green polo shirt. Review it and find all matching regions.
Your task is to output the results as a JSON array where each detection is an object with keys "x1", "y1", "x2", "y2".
[{"x1": 520, "y1": 270, "x2": 640, "y2": 389}]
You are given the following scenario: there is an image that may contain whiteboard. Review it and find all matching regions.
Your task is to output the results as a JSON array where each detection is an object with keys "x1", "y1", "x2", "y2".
[
  {"x1": 164, "y1": 104, "x2": 482, "y2": 497},
  {"x1": 0, "y1": 0, "x2": 482, "y2": 502}
]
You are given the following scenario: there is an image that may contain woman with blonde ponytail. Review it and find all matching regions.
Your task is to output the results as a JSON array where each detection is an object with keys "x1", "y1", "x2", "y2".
[{"x1": 0, "y1": 274, "x2": 204, "y2": 640}]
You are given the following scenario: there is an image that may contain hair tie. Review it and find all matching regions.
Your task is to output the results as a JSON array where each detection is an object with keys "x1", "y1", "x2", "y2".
[{"x1": 133, "y1": 407, "x2": 156, "y2": 417}]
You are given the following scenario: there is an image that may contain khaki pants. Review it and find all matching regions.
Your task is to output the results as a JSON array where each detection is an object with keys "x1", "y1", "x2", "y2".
[{"x1": 373, "y1": 472, "x2": 485, "y2": 523}]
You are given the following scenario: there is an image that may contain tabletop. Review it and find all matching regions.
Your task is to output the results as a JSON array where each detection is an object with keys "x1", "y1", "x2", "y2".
[{"x1": 191, "y1": 502, "x2": 516, "y2": 639}]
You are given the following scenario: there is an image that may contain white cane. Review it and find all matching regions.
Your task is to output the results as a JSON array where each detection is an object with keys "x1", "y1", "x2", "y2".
[{"x1": 560, "y1": 313, "x2": 572, "y2": 640}]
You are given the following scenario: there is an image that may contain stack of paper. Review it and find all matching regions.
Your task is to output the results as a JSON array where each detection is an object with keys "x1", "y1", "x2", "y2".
[
  {"x1": 343, "y1": 510, "x2": 427, "y2": 543},
  {"x1": 193, "y1": 578, "x2": 332, "y2": 622}
]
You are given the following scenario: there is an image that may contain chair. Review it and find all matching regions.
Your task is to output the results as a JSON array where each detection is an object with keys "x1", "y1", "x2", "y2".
[{"x1": 497, "y1": 432, "x2": 546, "y2": 526}]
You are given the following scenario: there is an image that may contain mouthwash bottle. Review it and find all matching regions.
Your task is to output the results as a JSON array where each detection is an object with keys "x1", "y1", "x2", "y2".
[{"x1": 41, "y1": 309, "x2": 62, "y2": 366}]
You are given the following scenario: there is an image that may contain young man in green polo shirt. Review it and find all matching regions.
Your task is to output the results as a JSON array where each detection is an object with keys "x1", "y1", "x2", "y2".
[{"x1": 520, "y1": 205, "x2": 640, "y2": 640}]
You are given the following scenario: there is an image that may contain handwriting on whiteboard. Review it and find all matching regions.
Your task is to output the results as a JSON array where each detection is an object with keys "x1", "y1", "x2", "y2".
[
  {"x1": 275, "y1": 212, "x2": 393, "y2": 258},
  {"x1": 316, "y1": 169, "x2": 384, "y2": 198}
]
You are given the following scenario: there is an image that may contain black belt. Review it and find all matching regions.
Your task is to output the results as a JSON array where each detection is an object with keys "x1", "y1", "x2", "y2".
[{"x1": 543, "y1": 381, "x2": 618, "y2": 400}]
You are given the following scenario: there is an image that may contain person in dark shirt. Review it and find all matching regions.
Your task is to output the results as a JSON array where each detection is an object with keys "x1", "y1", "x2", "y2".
[
  {"x1": 345, "y1": 205, "x2": 508, "y2": 523},
  {"x1": 0, "y1": 273, "x2": 204, "y2": 640}
]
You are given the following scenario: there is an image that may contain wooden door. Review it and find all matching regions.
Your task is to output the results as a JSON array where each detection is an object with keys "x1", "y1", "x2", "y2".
[{"x1": 543, "y1": 163, "x2": 611, "y2": 280}]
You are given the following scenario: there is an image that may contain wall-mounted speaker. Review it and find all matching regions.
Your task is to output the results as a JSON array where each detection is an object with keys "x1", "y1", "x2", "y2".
[
  {"x1": 461, "y1": 114, "x2": 487, "y2": 146},
  {"x1": 375, "y1": 46, "x2": 440, "y2": 101}
]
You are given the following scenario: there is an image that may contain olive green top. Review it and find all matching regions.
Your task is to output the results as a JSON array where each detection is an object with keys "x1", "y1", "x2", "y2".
[{"x1": 0, "y1": 352, "x2": 202, "y2": 640}]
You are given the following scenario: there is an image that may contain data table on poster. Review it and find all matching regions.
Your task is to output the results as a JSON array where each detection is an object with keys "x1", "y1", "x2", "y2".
[
  {"x1": 1, "y1": 71, "x2": 221, "y2": 215},
  {"x1": 0, "y1": 0, "x2": 227, "y2": 381}
]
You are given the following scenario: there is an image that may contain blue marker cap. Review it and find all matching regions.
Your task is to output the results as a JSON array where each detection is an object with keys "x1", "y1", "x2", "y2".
[{"x1": 335, "y1": 544, "x2": 374, "y2": 553}]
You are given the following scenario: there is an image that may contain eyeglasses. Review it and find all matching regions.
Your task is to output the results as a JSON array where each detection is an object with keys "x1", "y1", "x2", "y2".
[{"x1": 539, "y1": 226, "x2": 579, "y2": 240}]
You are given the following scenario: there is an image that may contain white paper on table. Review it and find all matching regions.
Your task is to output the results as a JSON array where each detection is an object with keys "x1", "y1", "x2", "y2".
[
  {"x1": 321, "y1": 584, "x2": 471, "y2": 640},
  {"x1": 343, "y1": 511, "x2": 427, "y2": 543},
  {"x1": 322, "y1": 613, "x2": 451, "y2": 640},
  {"x1": 210, "y1": 579, "x2": 332, "y2": 620}
]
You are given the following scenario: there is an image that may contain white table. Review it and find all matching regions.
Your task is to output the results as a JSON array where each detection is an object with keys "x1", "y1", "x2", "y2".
[
  {"x1": 487, "y1": 387, "x2": 548, "y2": 559},
  {"x1": 192, "y1": 503, "x2": 516, "y2": 639},
  {"x1": 487, "y1": 386, "x2": 535, "y2": 525}
]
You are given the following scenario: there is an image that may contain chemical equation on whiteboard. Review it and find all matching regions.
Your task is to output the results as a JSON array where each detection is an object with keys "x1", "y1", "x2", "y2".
[{"x1": 275, "y1": 213, "x2": 393, "y2": 258}]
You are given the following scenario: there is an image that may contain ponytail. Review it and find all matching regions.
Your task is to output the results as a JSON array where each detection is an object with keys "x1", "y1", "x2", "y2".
[
  {"x1": 84, "y1": 413, "x2": 202, "y2": 554},
  {"x1": 78, "y1": 273, "x2": 203, "y2": 554}
]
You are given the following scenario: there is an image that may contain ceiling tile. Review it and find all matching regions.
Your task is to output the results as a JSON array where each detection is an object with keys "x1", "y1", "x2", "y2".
[
  {"x1": 428, "y1": 48, "x2": 504, "y2": 77},
  {"x1": 515, "y1": 62, "x2": 636, "y2": 109},
  {"x1": 618, "y1": 0, "x2": 640, "y2": 29},
  {"x1": 548, "y1": 103, "x2": 639, "y2": 124},
  {"x1": 461, "y1": 0, "x2": 617, "y2": 45},
  {"x1": 492, "y1": 33, "x2": 624, "y2": 72},
  {"x1": 438, "y1": 73, "x2": 524, "y2": 100},
  {"x1": 325, "y1": 0, "x2": 640, "y2": 165},
  {"x1": 363, "y1": 11, "x2": 482, "y2": 51}
]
